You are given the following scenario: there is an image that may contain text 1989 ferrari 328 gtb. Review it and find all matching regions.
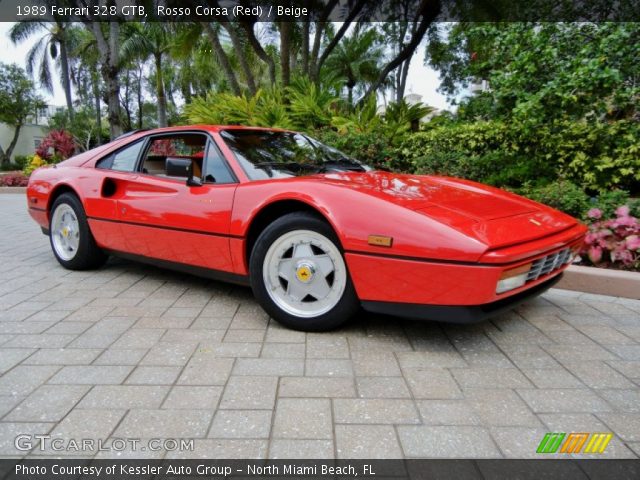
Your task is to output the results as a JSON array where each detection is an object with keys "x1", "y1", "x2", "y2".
[{"x1": 27, "y1": 126, "x2": 586, "y2": 331}]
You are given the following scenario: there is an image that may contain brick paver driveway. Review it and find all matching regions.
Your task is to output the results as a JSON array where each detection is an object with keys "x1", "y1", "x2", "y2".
[{"x1": 1, "y1": 193, "x2": 639, "y2": 459}]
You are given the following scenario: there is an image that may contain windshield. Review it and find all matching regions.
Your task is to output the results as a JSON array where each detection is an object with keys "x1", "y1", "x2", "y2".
[{"x1": 220, "y1": 129, "x2": 371, "y2": 180}]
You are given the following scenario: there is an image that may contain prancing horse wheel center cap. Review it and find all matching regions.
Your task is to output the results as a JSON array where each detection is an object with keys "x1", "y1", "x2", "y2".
[{"x1": 295, "y1": 262, "x2": 315, "y2": 283}]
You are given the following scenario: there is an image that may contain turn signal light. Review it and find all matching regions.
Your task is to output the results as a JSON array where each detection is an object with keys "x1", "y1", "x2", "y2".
[{"x1": 496, "y1": 263, "x2": 532, "y2": 294}]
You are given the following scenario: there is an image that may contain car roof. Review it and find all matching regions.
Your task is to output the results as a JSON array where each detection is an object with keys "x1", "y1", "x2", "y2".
[{"x1": 121, "y1": 125, "x2": 294, "y2": 136}]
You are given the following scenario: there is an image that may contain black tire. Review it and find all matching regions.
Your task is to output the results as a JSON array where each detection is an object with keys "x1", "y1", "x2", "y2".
[
  {"x1": 250, "y1": 212, "x2": 360, "y2": 331},
  {"x1": 49, "y1": 193, "x2": 108, "y2": 270}
]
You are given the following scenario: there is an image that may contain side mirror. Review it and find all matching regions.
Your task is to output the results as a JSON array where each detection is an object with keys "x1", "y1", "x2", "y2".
[
  {"x1": 166, "y1": 157, "x2": 191, "y2": 177},
  {"x1": 187, "y1": 176, "x2": 203, "y2": 187}
]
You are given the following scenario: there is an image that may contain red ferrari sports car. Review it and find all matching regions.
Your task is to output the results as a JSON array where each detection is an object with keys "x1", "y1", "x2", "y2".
[{"x1": 27, "y1": 125, "x2": 586, "y2": 331}]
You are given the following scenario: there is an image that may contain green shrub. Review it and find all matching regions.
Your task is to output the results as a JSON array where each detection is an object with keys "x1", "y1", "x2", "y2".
[
  {"x1": 534, "y1": 120, "x2": 640, "y2": 193},
  {"x1": 313, "y1": 128, "x2": 394, "y2": 170},
  {"x1": 394, "y1": 119, "x2": 640, "y2": 193},
  {"x1": 394, "y1": 121, "x2": 556, "y2": 188},
  {"x1": 476, "y1": 152, "x2": 556, "y2": 188},
  {"x1": 518, "y1": 180, "x2": 590, "y2": 218},
  {"x1": 13, "y1": 155, "x2": 29, "y2": 169},
  {"x1": 0, "y1": 162, "x2": 21, "y2": 172},
  {"x1": 589, "y1": 190, "x2": 640, "y2": 219}
]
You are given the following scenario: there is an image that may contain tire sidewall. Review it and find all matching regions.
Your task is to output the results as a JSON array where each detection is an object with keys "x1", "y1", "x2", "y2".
[
  {"x1": 249, "y1": 212, "x2": 359, "y2": 331},
  {"x1": 49, "y1": 193, "x2": 105, "y2": 270}
]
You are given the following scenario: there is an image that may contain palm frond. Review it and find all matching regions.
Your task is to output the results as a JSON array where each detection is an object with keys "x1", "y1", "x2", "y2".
[
  {"x1": 25, "y1": 36, "x2": 46, "y2": 76},
  {"x1": 9, "y1": 21, "x2": 45, "y2": 44},
  {"x1": 38, "y1": 50, "x2": 53, "y2": 94}
]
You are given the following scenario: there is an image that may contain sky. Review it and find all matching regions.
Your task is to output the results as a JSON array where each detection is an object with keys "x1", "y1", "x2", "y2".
[{"x1": 0, "y1": 22, "x2": 453, "y2": 111}]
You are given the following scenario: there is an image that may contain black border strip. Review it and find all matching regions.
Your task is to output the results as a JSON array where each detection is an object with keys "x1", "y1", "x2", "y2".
[
  {"x1": 28, "y1": 206, "x2": 46, "y2": 212},
  {"x1": 105, "y1": 249, "x2": 250, "y2": 286},
  {"x1": 88, "y1": 216, "x2": 244, "y2": 240}
]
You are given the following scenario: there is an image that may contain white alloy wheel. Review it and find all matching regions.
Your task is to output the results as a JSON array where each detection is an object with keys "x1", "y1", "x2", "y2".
[
  {"x1": 51, "y1": 203, "x2": 80, "y2": 261},
  {"x1": 262, "y1": 229, "x2": 347, "y2": 318}
]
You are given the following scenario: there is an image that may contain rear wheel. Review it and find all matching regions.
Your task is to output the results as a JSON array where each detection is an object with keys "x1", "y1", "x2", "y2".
[
  {"x1": 49, "y1": 193, "x2": 107, "y2": 270},
  {"x1": 250, "y1": 212, "x2": 359, "y2": 331}
]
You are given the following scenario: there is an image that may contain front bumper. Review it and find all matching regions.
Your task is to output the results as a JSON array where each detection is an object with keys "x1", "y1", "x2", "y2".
[{"x1": 361, "y1": 273, "x2": 562, "y2": 323}]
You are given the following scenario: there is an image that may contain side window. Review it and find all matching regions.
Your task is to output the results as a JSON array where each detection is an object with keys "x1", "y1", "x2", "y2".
[
  {"x1": 96, "y1": 140, "x2": 144, "y2": 172},
  {"x1": 203, "y1": 141, "x2": 235, "y2": 184},
  {"x1": 140, "y1": 134, "x2": 207, "y2": 179}
]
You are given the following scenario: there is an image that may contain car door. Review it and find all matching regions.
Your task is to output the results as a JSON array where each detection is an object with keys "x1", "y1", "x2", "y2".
[
  {"x1": 85, "y1": 138, "x2": 148, "y2": 253},
  {"x1": 114, "y1": 132, "x2": 238, "y2": 273}
]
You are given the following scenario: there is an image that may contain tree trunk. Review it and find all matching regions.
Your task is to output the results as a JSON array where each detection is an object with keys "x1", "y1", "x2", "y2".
[
  {"x1": 240, "y1": 22, "x2": 276, "y2": 85},
  {"x1": 136, "y1": 64, "x2": 143, "y2": 130},
  {"x1": 312, "y1": 0, "x2": 368, "y2": 82},
  {"x1": 103, "y1": 62, "x2": 121, "y2": 139},
  {"x1": 107, "y1": 22, "x2": 122, "y2": 138},
  {"x1": 222, "y1": 22, "x2": 257, "y2": 95},
  {"x1": 397, "y1": 59, "x2": 411, "y2": 102},
  {"x1": 92, "y1": 72, "x2": 101, "y2": 146},
  {"x1": 302, "y1": 20, "x2": 310, "y2": 75},
  {"x1": 280, "y1": 22, "x2": 291, "y2": 87},
  {"x1": 361, "y1": 0, "x2": 440, "y2": 104},
  {"x1": 58, "y1": 33, "x2": 74, "y2": 120},
  {"x1": 1, "y1": 123, "x2": 22, "y2": 167},
  {"x1": 121, "y1": 73, "x2": 132, "y2": 131},
  {"x1": 202, "y1": 23, "x2": 241, "y2": 95},
  {"x1": 309, "y1": 0, "x2": 340, "y2": 77},
  {"x1": 155, "y1": 54, "x2": 168, "y2": 128},
  {"x1": 88, "y1": 20, "x2": 122, "y2": 139}
]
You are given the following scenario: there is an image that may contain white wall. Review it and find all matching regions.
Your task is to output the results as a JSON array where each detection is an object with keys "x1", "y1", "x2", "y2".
[{"x1": 0, "y1": 123, "x2": 47, "y2": 161}]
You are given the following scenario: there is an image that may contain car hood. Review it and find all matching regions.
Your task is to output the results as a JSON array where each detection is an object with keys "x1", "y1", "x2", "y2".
[{"x1": 320, "y1": 171, "x2": 579, "y2": 249}]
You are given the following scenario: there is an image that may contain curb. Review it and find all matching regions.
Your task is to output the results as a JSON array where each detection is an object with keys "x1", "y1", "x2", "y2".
[
  {"x1": 0, "y1": 187, "x2": 26, "y2": 194},
  {"x1": 557, "y1": 265, "x2": 640, "y2": 300}
]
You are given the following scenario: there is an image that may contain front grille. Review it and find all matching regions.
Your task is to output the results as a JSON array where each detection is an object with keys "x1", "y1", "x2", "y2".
[{"x1": 526, "y1": 248, "x2": 573, "y2": 282}]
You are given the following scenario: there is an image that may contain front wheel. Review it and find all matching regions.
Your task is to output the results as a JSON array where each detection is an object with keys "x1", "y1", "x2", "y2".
[{"x1": 250, "y1": 212, "x2": 359, "y2": 331}]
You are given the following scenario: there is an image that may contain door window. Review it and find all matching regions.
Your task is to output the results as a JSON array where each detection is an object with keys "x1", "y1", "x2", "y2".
[
  {"x1": 140, "y1": 134, "x2": 207, "y2": 179},
  {"x1": 96, "y1": 140, "x2": 145, "y2": 172},
  {"x1": 203, "y1": 143, "x2": 235, "y2": 184}
]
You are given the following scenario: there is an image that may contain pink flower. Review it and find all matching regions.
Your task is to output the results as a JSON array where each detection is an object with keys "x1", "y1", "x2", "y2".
[
  {"x1": 587, "y1": 208, "x2": 602, "y2": 219},
  {"x1": 614, "y1": 249, "x2": 634, "y2": 265},
  {"x1": 626, "y1": 235, "x2": 640, "y2": 251},
  {"x1": 615, "y1": 205, "x2": 630, "y2": 217},
  {"x1": 588, "y1": 246, "x2": 603, "y2": 264}
]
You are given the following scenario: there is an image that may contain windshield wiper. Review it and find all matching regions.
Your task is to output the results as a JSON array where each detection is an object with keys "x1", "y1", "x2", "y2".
[
  {"x1": 253, "y1": 162, "x2": 321, "y2": 175},
  {"x1": 316, "y1": 158, "x2": 366, "y2": 173}
]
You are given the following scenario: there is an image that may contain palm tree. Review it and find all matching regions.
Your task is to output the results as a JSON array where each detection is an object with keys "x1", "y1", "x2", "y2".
[
  {"x1": 67, "y1": 28, "x2": 103, "y2": 144},
  {"x1": 9, "y1": 21, "x2": 75, "y2": 119},
  {"x1": 322, "y1": 25, "x2": 385, "y2": 108},
  {"x1": 120, "y1": 23, "x2": 173, "y2": 127}
]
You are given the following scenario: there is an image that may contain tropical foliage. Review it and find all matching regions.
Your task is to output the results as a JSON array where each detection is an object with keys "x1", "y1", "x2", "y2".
[
  {"x1": 35, "y1": 130, "x2": 76, "y2": 162},
  {"x1": 0, "y1": 63, "x2": 44, "y2": 166}
]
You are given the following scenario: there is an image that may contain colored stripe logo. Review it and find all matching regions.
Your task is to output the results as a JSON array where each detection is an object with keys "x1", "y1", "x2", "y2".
[
  {"x1": 537, "y1": 433, "x2": 566, "y2": 453},
  {"x1": 537, "y1": 432, "x2": 613, "y2": 454}
]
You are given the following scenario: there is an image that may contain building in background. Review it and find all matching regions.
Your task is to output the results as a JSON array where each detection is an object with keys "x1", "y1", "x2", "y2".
[{"x1": 0, "y1": 105, "x2": 61, "y2": 161}]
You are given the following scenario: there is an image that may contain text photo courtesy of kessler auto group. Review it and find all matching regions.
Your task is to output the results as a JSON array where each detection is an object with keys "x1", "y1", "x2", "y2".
[{"x1": 0, "y1": 1, "x2": 639, "y2": 480}]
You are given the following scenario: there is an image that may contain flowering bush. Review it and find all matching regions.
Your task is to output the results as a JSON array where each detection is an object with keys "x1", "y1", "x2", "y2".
[
  {"x1": 581, "y1": 206, "x2": 640, "y2": 270},
  {"x1": 23, "y1": 154, "x2": 47, "y2": 176},
  {"x1": 35, "y1": 129, "x2": 76, "y2": 162},
  {"x1": 0, "y1": 172, "x2": 29, "y2": 187}
]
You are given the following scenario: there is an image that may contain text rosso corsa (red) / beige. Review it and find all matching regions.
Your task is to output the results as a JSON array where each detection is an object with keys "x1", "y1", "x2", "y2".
[{"x1": 155, "y1": 5, "x2": 309, "y2": 18}]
